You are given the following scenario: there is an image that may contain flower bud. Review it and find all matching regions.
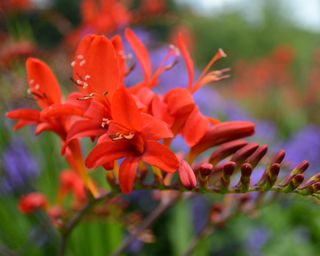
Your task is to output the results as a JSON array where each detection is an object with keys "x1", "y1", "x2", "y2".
[
  {"x1": 209, "y1": 140, "x2": 248, "y2": 165},
  {"x1": 245, "y1": 145, "x2": 268, "y2": 168},
  {"x1": 19, "y1": 192, "x2": 47, "y2": 214},
  {"x1": 189, "y1": 121, "x2": 255, "y2": 161},
  {"x1": 178, "y1": 160, "x2": 197, "y2": 190}
]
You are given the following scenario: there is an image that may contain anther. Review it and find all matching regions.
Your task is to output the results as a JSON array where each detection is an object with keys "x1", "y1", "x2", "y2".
[
  {"x1": 101, "y1": 118, "x2": 110, "y2": 128},
  {"x1": 123, "y1": 133, "x2": 135, "y2": 140}
]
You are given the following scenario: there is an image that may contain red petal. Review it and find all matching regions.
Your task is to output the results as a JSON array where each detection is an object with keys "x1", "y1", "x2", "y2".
[
  {"x1": 164, "y1": 88, "x2": 195, "y2": 116},
  {"x1": 41, "y1": 103, "x2": 84, "y2": 119},
  {"x1": 111, "y1": 35, "x2": 126, "y2": 77},
  {"x1": 6, "y1": 109, "x2": 40, "y2": 122},
  {"x1": 141, "y1": 113, "x2": 173, "y2": 140},
  {"x1": 35, "y1": 122, "x2": 53, "y2": 135},
  {"x1": 119, "y1": 157, "x2": 139, "y2": 193},
  {"x1": 73, "y1": 35, "x2": 121, "y2": 95},
  {"x1": 151, "y1": 96, "x2": 174, "y2": 126},
  {"x1": 26, "y1": 58, "x2": 61, "y2": 108},
  {"x1": 142, "y1": 141, "x2": 178, "y2": 173},
  {"x1": 178, "y1": 33, "x2": 194, "y2": 89},
  {"x1": 182, "y1": 107, "x2": 209, "y2": 146},
  {"x1": 85, "y1": 140, "x2": 131, "y2": 168},
  {"x1": 111, "y1": 87, "x2": 142, "y2": 131},
  {"x1": 84, "y1": 98, "x2": 110, "y2": 120},
  {"x1": 13, "y1": 120, "x2": 34, "y2": 130},
  {"x1": 66, "y1": 120, "x2": 106, "y2": 143},
  {"x1": 80, "y1": 0, "x2": 97, "y2": 24},
  {"x1": 125, "y1": 28, "x2": 152, "y2": 82}
]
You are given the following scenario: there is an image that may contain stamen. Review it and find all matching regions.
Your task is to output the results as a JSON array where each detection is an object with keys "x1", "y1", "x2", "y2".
[
  {"x1": 71, "y1": 61, "x2": 76, "y2": 67},
  {"x1": 101, "y1": 118, "x2": 111, "y2": 128},
  {"x1": 77, "y1": 55, "x2": 84, "y2": 60},
  {"x1": 34, "y1": 84, "x2": 40, "y2": 90},
  {"x1": 123, "y1": 133, "x2": 135, "y2": 140},
  {"x1": 109, "y1": 133, "x2": 123, "y2": 141},
  {"x1": 80, "y1": 60, "x2": 86, "y2": 66},
  {"x1": 77, "y1": 93, "x2": 94, "y2": 101},
  {"x1": 169, "y1": 44, "x2": 180, "y2": 56}
]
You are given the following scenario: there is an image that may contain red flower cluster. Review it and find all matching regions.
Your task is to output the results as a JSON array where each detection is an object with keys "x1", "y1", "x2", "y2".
[{"x1": 6, "y1": 28, "x2": 255, "y2": 199}]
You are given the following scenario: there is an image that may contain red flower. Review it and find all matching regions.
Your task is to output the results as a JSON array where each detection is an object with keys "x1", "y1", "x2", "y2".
[
  {"x1": 86, "y1": 87, "x2": 179, "y2": 193},
  {"x1": 19, "y1": 192, "x2": 47, "y2": 214},
  {"x1": 59, "y1": 170, "x2": 86, "y2": 203},
  {"x1": 5, "y1": 58, "x2": 80, "y2": 138},
  {"x1": 6, "y1": 58, "x2": 98, "y2": 196},
  {"x1": 65, "y1": 0, "x2": 130, "y2": 48}
]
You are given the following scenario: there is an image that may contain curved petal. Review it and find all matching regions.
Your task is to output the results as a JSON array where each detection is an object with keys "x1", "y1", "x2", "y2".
[
  {"x1": 119, "y1": 157, "x2": 139, "y2": 193},
  {"x1": 178, "y1": 33, "x2": 194, "y2": 89},
  {"x1": 142, "y1": 141, "x2": 178, "y2": 173},
  {"x1": 85, "y1": 140, "x2": 131, "y2": 168},
  {"x1": 73, "y1": 35, "x2": 121, "y2": 95},
  {"x1": 182, "y1": 107, "x2": 209, "y2": 146},
  {"x1": 141, "y1": 113, "x2": 173, "y2": 140},
  {"x1": 41, "y1": 103, "x2": 84, "y2": 119},
  {"x1": 6, "y1": 109, "x2": 40, "y2": 122},
  {"x1": 35, "y1": 122, "x2": 54, "y2": 135},
  {"x1": 125, "y1": 28, "x2": 152, "y2": 82},
  {"x1": 164, "y1": 88, "x2": 195, "y2": 116},
  {"x1": 26, "y1": 58, "x2": 61, "y2": 108},
  {"x1": 66, "y1": 119, "x2": 106, "y2": 143},
  {"x1": 111, "y1": 87, "x2": 142, "y2": 131}
]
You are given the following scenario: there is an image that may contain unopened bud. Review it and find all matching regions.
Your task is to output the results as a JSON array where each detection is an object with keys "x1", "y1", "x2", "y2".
[
  {"x1": 245, "y1": 145, "x2": 268, "y2": 168},
  {"x1": 234, "y1": 163, "x2": 252, "y2": 192},
  {"x1": 178, "y1": 160, "x2": 197, "y2": 190},
  {"x1": 209, "y1": 140, "x2": 248, "y2": 165},
  {"x1": 282, "y1": 174, "x2": 304, "y2": 193},
  {"x1": 270, "y1": 150, "x2": 286, "y2": 164},
  {"x1": 19, "y1": 192, "x2": 47, "y2": 214},
  {"x1": 230, "y1": 143, "x2": 259, "y2": 166},
  {"x1": 219, "y1": 161, "x2": 236, "y2": 192}
]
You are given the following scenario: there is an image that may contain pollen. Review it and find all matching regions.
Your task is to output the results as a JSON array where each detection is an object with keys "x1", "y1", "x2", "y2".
[
  {"x1": 77, "y1": 55, "x2": 84, "y2": 60},
  {"x1": 80, "y1": 60, "x2": 86, "y2": 66},
  {"x1": 71, "y1": 61, "x2": 76, "y2": 67}
]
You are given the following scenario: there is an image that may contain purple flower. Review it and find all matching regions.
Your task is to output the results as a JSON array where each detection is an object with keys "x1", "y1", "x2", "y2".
[
  {"x1": 1, "y1": 138, "x2": 39, "y2": 194},
  {"x1": 283, "y1": 125, "x2": 320, "y2": 174},
  {"x1": 191, "y1": 196, "x2": 210, "y2": 234},
  {"x1": 246, "y1": 227, "x2": 269, "y2": 256}
]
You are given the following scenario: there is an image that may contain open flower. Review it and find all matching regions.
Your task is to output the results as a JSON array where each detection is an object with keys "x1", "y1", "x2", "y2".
[{"x1": 86, "y1": 87, "x2": 179, "y2": 193}]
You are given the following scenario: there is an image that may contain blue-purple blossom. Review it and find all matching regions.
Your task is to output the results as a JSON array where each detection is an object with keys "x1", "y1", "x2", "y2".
[
  {"x1": 1, "y1": 138, "x2": 39, "y2": 194},
  {"x1": 283, "y1": 125, "x2": 320, "y2": 174},
  {"x1": 246, "y1": 227, "x2": 269, "y2": 256}
]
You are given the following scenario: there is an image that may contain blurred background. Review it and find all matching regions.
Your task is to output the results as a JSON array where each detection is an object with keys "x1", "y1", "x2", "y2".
[{"x1": 1, "y1": 0, "x2": 320, "y2": 255}]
